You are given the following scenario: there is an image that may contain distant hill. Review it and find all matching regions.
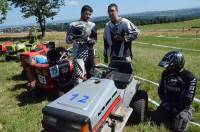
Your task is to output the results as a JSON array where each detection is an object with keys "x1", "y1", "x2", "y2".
[
  {"x1": 93, "y1": 7, "x2": 200, "y2": 29},
  {"x1": 1, "y1": 7, "x2": 200, "y2": 31},
  {"x1": 93, "y1": 7, "x2": 200, "y2": 22},
  {"x1": 127, "y1": 7, "x2": 200, "y2": 17}
]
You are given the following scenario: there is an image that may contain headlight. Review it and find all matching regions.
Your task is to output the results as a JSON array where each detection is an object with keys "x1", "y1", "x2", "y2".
[
  {"x1": 81, "y1": 123, "x2": 89, "y2": 132},
  {"x1": 43, "y1": 115, "x2": 57, "y2": 126}
]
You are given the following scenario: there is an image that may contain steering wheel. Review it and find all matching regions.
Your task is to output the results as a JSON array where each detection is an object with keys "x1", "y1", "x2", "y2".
[
  {"x1": 93, "y1": 64, "x2": 118, "y2": 79},
  {"x1": 94, "y1": 65, "x2": 118, "y2": 71}
]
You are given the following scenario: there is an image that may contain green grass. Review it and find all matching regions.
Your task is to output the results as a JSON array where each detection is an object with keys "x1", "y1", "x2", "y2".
[
  {"x1": 0, "y1": 62, "x2": 48, "y2": 131},
  {"x1": 139, "y1": 19, "x2": 200, "y2": 30},
  {"x1": 124, "y1": 122, "x2": 170, "y2": 132},
  {"x1": 96, "y1": 29, "x2": 200, "y2": 130},
  {"x1": 0, "y1": 19, "x2": 200, "y2": 132},
  {"x1": 137, "y1": 35, "x2": 200, "y2": 50}
]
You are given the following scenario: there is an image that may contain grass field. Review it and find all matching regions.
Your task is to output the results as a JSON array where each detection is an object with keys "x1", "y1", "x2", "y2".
[
  {"x1": 139, "y1": 19, "x2": 200, "y2": 30},
  {"x1": 0, "y1": 19, "x2": 200, "y2": 132}
]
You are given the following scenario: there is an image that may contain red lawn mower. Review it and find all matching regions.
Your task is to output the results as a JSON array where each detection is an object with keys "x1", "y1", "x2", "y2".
[
  {"x1": 28, "y1": 47, "x2": 75, "y2": 96},
  {"x1": 0, "y1": 41, "x2": 13, "y2": 61},
  {"x1": 19, "y1": 43, "x2": 49, "y2": 79}
]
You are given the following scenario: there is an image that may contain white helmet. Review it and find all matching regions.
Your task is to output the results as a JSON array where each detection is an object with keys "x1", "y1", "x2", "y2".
[{"x1": 68, "y1": 21, "x2": 91, "y2": 42}]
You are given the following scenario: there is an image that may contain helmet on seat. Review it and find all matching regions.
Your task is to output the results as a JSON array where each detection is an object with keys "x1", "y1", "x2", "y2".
[{"x1": 47, "y1": 47, "x2": 68, "y2": 64}]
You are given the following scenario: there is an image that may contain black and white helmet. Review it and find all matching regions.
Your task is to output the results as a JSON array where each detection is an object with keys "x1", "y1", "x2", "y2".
[
  {"x1": 68, "y1": 21, "x2": 91, "y2": 42},
  {"x1": 159, "y1": 50, "x2": 185, "y2": 72}
]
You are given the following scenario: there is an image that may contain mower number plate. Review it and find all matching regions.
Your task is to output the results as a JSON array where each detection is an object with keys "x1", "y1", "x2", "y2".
[
  {"x1": 38, "y1": 74, "x2": 47, "y2": 84},
  {"x1": 59, "y1": 64, "x2": 68, "y2": 74},
  {"x1": 49, "y1": 65, "x2": 59, "y2": 78}
]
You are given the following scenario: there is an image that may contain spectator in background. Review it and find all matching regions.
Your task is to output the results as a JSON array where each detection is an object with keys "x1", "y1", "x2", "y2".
[
  {"x1": 66, "y1": 5, "x2": 97, "y2": 83},
  {"x1": 104, "y1": 3, "x2": 140, "y2": 63}
]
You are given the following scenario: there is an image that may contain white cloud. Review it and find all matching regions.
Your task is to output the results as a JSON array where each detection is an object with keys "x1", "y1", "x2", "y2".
[{"x1": 65, "y1": 0, "x2": 79, "y2": 7}]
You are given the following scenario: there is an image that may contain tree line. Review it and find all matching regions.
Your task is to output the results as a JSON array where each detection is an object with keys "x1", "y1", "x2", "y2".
[
  {"x1": 45, "y1": 15, "x2": 200, "y2": 32},
  {"x1": 1, "y1": 1, "x2": 200, "y2": 36},
  {"x1": 0, "y1": 0, "x2": 65, "y2": 37}
]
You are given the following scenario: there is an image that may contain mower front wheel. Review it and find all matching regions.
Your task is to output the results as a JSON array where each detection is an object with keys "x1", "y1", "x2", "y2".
[{"x1": 129, "y1": 90, "x2": 148, "y2": 124}]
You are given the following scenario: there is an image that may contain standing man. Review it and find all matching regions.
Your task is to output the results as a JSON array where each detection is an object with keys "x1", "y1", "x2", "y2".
[
  {"x1": 104, "y1": 3, "x2": 140, "y2": 63},
  {"x1": 151, "y1": 51, "x2": 197, "y2": 132},
  {"x1": 66, "y1": 5, "x2": 97, "y2": 83}
]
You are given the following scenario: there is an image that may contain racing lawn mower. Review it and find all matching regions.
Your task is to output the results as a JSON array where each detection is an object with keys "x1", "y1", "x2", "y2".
[
  {"x1": 42, "y1": 60, "x2": 148, "y2": 132},
  {"x1": 19, "y1": 42, "x2": 49, "y2": 79},
  {"x1": 30, "y1": 47, "x2": 75, "y2": 95},
  {"x1": 4, "y1": 41, "x2": 39, "y2": 61},
  {"x1": 0, "y1": 41, "x2": 13, "y2": 61}
]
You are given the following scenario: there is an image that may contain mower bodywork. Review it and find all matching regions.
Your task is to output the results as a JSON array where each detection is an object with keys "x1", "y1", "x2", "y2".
[
  {"x1": 5, "y1": 41, "x2": 39, "y2": 61},
  {"x1": 32, "y1": 60, "x2": 74, "y2": 94},
  {"x1": 0, "y1": 41, "x2": 13, "y2": 61},
  {"x1": 42, "y1": 61, "x2": 143, "y2": 132},
  {"x1": 19, "y1": 43, "x2": 49, "y2": 81},
  {"x1": 20, "y1": 43, "x2": 49, "y2": 72}
]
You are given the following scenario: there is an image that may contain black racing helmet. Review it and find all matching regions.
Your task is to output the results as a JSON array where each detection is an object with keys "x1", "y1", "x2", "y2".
[
  {"x1": 159, "y1": 51, "x2": 185, "y2": 72},
  {"x1": 47, "y1": 47, "x2": 68, "y2": 64}
]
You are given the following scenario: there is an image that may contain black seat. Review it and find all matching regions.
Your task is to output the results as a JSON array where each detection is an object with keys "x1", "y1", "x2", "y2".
[{"x1": 109, "y1": 60, "x2": 133, "y2": 89}]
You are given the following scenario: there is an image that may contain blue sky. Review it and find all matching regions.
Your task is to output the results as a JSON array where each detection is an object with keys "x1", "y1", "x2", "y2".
[{"x1": 1, "y1": 0, "x2": 200, "y2": 27}]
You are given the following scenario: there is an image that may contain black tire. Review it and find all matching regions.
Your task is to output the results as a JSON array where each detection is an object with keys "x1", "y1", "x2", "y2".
[
  {"x1": 34, "y1": 85, "x2": 45, "y2": 98},
  {"x1": 129, "y1": 90, "x2": 148, "y2": 124},
  {"x1": 21, "y1": 70, "x2": 28, "y2": 80}
]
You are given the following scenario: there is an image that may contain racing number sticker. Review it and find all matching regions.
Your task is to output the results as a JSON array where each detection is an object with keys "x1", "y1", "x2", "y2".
[
  {"x1": 49, "y1": 65, "x2": 59, "y2": 78},
  {"x1": 60, "y1": 64, "x2": 68, "y2": 73},
  {"x1": 38, "y1": 75, "x2": 47, "y2": 84},
  {"x1": 69, "y1": 93, "x2": 90, "y2": 104}
]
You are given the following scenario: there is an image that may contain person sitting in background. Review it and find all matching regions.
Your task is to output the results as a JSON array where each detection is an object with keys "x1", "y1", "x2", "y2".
[{"x1": 150, "y1": 51, "x2": 197, "y2": 132}]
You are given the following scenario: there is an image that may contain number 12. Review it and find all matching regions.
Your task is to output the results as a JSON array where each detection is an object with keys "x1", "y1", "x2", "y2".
[{"x1": 69, "y1": 94, "x2": 90, "y2": 104}]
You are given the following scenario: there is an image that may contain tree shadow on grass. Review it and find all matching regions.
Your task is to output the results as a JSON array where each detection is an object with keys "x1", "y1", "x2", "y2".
[
  {"x1": 10, "y1": 74, "x2": 25, "y2": 81},
  {"x1": 16, "y1": 88, "x2": 56, "y2": 107},
  {"x1": 7, "y1": 71, "x2": 27, "y2": 82},
  {"x1": 8, "y1": 74, "x2": 27, "y2": 91},
  {"x1": 11, "y1": 83, "x2": 27, "y2": 91}
]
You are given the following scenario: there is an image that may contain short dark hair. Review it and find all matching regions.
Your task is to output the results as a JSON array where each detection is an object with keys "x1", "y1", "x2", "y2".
[
  {"x1": 108, "y1": 3, "x2": 118, "y2": 11},
  {"x1": 81, "y1": 5, "x2": 93, "y2": 13}
]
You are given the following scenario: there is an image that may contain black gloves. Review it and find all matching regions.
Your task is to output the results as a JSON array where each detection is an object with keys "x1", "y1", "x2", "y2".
[
  {"x1": 88, "y1": 39, "x2": 96, "y2": 46},
  {"x1": 104, "y1": 57, "x2": 108, "y2": 63}
]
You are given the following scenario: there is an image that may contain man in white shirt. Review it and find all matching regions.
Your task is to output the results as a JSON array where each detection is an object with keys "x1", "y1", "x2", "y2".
[{"x1": 66, "y1": 5, "x2": 97, "y2": 82}]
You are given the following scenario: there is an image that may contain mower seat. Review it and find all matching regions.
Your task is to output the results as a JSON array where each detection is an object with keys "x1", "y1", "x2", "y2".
[{"x1": 109, "y1": 60, "x2": 133, "y2": 89}]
